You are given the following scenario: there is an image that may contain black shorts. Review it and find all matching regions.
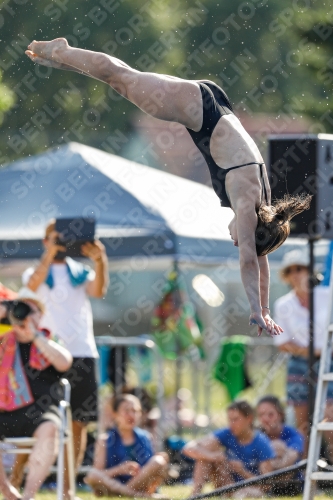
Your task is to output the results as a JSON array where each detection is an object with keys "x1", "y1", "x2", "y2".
[
  {"x1": 0, "y1": 404, "x2": 61, "y2": 440},
  {"x1": 63, "y1": 357, "x2": 98, "y2": 423}
]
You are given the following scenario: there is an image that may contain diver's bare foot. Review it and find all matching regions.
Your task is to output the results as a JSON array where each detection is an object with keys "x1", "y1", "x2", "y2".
[
  {"x1": 26, "y1": 38, "x2": 68, "y2": 63},
  {"x1": 24, "y1": 51, "x2": 83, "y2": 74},
  {"x1": 25, "y1": 52, "x2": 68, "y2": 69}
]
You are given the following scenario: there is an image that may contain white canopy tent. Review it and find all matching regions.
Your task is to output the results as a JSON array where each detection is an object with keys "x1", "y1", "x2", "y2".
[
  {"x1": 0, "y1": 141, "x2": 311, "y2": 265},
  {"x1": 0, "y1": 142, "x2": 238, "y2": 262}
]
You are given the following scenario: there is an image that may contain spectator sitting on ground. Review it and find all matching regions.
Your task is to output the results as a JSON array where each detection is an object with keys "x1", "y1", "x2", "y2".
[
  {"x1": 99, "y1": 385, "x2": 160, "y2": 453},
  {"x1": 85, "y1": 394, "x2": 169, "y2": 498},
  {"x1": 100, "y1": 385, "x2": 155, "y2": 433},
  {"x1": 123, "y1": 386, "x2": 157, "y2": 433},
  {"x1": 256, "y1": 395, "x2": 304, "y2": 470},
  {"x1": 182, "y1": 400, "x2": 275, "y2": 499},
  {"x1": 0, "y1": 287, "x2": 72, "y2": 500}
]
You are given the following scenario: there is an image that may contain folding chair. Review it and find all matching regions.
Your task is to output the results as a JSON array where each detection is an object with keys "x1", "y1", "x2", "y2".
[{"x1": 0, "y1": 378, "x2": 76, "y2": 500}]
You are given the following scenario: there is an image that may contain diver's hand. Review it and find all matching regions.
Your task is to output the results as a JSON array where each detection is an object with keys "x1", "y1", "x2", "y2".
[
  {"x1": 26, "y1": 38, "x2": 69, "y2": 63},
  {"x1": 249, "y1": 312, "x2": 267, "y2": 336},
  {"x1": 250, "y1": 311, "x2": 283, "y2": 337},
  {"x1": 262, "y1": 311, "x2": 283, "y2": 337}
]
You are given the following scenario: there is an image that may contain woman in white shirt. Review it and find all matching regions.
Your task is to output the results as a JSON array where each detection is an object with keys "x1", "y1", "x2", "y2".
[{"x1": 273, "y1": 249, "x2": 333, "y2": 457}]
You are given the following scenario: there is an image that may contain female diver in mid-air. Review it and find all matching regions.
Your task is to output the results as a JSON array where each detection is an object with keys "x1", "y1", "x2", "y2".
[{"x1": 26, "y1": 38, "x2": 311, "y2": 336}]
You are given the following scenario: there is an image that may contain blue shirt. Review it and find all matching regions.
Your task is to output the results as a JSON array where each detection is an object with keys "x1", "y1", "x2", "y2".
[
  {"x1": 214, "y1": 428, "x2": 275, "y2": 477},
  {"x1": 105, "y1": 427, "x2": 153, "y2": 483},
  {"x1": 279, "y1": 425, "x2": 304, "y2": 455}
]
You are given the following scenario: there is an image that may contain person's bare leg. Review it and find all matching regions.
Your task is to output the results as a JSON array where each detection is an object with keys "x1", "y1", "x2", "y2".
[
  {"x1": 270, "y1": 440, "x2": 298, "y2": 470},
  {"x1": 126, "y1": 455, "x2": 168, "y2": 495},
  {"x1": 233, "y1": 486, "x2": 263, "y2": 498},
  {"x1": 0, "y1": 455, "x2": 22, "y2": 500},
  {"x1": 294, "y1": 404, "x2": 309, "y2": 455},
  {"x1": 324, "y1": 402, "x2": 333, "y2": 462},
  {"x1": 85, "y1": 468, "x2": 147, "y2": 498},
  {"x1": 211, "y1": 459, "x2": 234, "y2": 489},
  {"x1": 10, "y1": 454, "x2": 29, "y2": 489},
  {"x1": 64, "y1": 421, "x2": 87, "y2": 500},
  {"x1": 262, "y1": 440, "x2": 297, "y2": 488},
  {"x1": 25, "y1": 39, "x2": 202, "y2": 131},
  {"x1": 21, "y1": 421, "x2": 58, "y2": 500},
  {"x1": 191, "y1": 460, "x2": 213, "y2": 495},
  {"x1": 72, "y1": 421, "x2": 88, "y2": 468}
]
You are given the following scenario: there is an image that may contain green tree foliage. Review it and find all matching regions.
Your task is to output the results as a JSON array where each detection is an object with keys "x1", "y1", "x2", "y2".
[
  {"x1": 0, "y1": 0, "x2": 162, "y2": 162},
  {"x1": 0, "y1": 70, "x2": 15, "y2": 126},
  {"x1": 291, "y1": 4, "x2": 333, "y2": 130},
  {"x1": 0, "y1": 0, "x2": 329, "y2": 162}
]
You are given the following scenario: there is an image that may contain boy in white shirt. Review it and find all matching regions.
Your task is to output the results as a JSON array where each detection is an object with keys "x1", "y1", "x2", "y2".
[{"x1": 22, "y1": 219, "x2": 109, "y2": 497}]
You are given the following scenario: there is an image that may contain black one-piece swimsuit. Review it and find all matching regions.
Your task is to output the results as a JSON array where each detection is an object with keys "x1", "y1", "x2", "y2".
[{"x1": 186, "y1": 80, "x2": 268, "y2": 208}]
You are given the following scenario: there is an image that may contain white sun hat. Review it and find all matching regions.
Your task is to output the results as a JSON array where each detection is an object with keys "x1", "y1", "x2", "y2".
[
  {"x1": 16, "y1": 287, "x2": 45, "y2": 313},
  {"x1": 279, "y1": 249, "x2": 309, "y2": 276}
]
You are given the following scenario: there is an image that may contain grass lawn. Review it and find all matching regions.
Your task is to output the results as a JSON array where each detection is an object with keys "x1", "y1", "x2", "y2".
[{"x1": 35, "y1": 485, "x2": 333, "y2": 500}]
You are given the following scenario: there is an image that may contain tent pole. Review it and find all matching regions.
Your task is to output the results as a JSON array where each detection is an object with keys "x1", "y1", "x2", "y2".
[
  {"x1": 192, "y1": 359, "x2": 199, "y2": 437},
  {"x1": 174, "y1": 259, "x2": 182, "y2": 436},
  {"x1": 308, "y1": 239, "x2": 315, "y2": 424},
  {"x1": 175, "y1": 341, "x2": 182, "y2": 436}
]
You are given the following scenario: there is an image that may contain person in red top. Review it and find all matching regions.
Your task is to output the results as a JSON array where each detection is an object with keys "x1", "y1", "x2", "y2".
[
  {"x1": 0, "y1": 288, "x2": 72, "y2": 500},
  {"x1": 0, "y1": 283, "x2": 17, "y2": 337},
  {"x1": 0, "y1": 283, "x2": 17, "y2": 300}
]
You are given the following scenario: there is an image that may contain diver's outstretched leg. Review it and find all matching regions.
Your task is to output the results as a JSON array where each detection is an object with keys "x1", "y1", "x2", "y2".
[{"x1": 26, "y1": 38, "x2": 202, "y2": 131}]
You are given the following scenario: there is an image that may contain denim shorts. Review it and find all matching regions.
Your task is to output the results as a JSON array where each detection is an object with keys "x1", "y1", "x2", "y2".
[{"x1": 287, "y1": 355, "x2": 333, "y2": 405}]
